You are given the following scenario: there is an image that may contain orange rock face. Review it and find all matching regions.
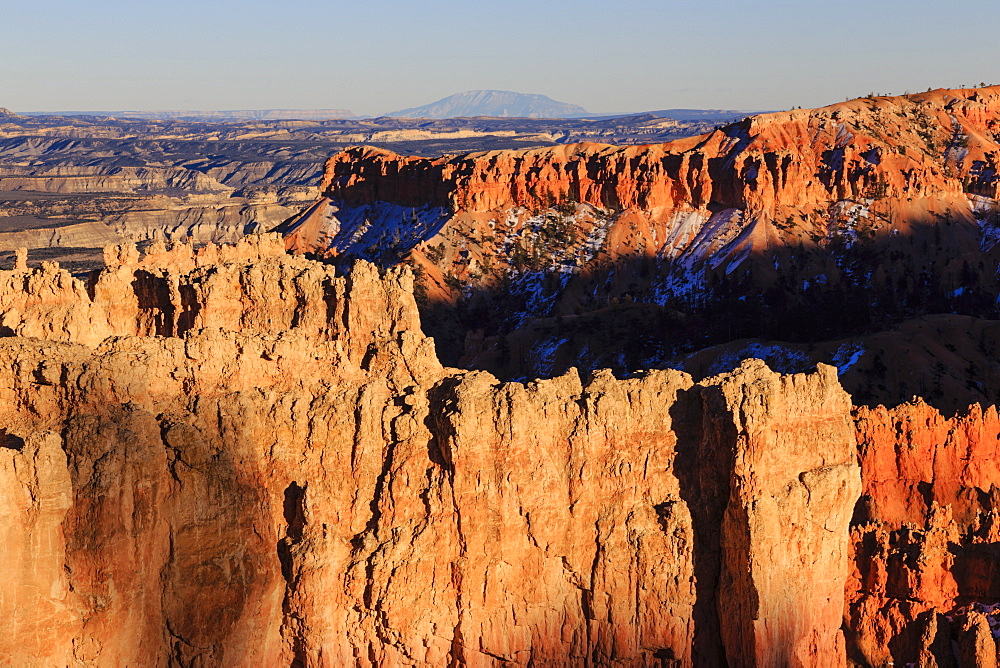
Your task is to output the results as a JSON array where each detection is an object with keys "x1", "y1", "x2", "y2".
[
  {"x1": 0, "y1": 240, "x2": 862, "y2": 665},
  {"x1": 715, "y1": 366, "x2": 859, "y2": 666},
  {"x1": 319, "y1": 85, "x2": 1000, "y2": 216},
  {"x1": 849, "y1": 401, "x2": 1000, "y2": 664},
  {"x1": 275, "y1": 87, "x2": 1000, "y2": 385},
  {"x1": 7, "y1": 235, "x2": 1000, "y2": 664},
  {"x1": 856, "y1": 401, "x2": 1000, "y2": 528},
  {"x1": 286, "y1": 86, "x2": 1000, "y2": 278}
]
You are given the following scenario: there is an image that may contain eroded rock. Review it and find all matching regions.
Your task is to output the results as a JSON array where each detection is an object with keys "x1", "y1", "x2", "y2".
[{"x1": 0, "y1": 241, "x2": 862, "y2": 665}]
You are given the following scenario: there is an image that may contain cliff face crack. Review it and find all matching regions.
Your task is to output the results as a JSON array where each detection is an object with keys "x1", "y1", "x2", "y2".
[
  {"x1": 166, "y1": 618, "x2": 208, "y2": 660},
  {"x1": 585, "y1": 519, "x2": 601, "y2": 623},
  {"x1": 351, "y1": 421, "x2": 400, "y2": 611},
  {"x1": 278, "y1": 481, "x2": 306, "y2": 583},
  {"x1": 669, "y1": 385, "x2": 730, "y2": 664},
  {"x1": 157, "y1": 417, "x2": 185, "y2": 484},
  {"x1": 278, "y1": 481, "x2": 308, "y2": 666}
]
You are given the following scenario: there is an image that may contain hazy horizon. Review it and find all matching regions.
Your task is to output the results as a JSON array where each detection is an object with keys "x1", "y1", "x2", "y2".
[
  {"x1": 5, "y1": 0, "x2": 998, "y2": 117},
  {"x1": 9, "y1": 91, "x2": 763, "y2": 119}
]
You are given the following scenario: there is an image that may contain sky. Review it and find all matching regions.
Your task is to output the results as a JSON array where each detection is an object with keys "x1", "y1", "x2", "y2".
[{"x1": 3, "y1": 0, "x2": 999, "y2": 116}]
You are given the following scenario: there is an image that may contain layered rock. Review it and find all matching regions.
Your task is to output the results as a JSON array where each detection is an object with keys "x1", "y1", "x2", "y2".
[
  {"x1": 102, "y1": 199, "x2": 301, "y2": 245},
  {"x1": 0, "y1": 164, "x2": 230, "y2": 194},
  {"x1": 278, "y1": 87, "x2": 1000, "y2": 389},
  {"x1": 848, "y1": 401, "x2": 1000, "y2": 664},
  {"x1": 292, "y1": 86, "x2": 1000, "y2": 270},
  {"x1": 0, "y1": 131, "x2": 325, "y2": 263},
  {"x1": 0, "y1": 220, "x2": 126, "y2": 251},
  {"x1": 0, "y1": 239, "x2": 860, "y2": 665}
]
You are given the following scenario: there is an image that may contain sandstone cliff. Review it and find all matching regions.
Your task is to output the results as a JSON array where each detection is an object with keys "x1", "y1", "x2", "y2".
[
  {"x1": 848, "y1": 400, "x2": 1000, "y2": 664},
  {"x1": 0, "y1": 237, "x2": 862, "y2": 665},
  {"x1": 277, "y1": 87, "x2": 1000, "y2": 392},
  {"x1": 288, "y1": 86, "x2": 1000, "y2": 282}
]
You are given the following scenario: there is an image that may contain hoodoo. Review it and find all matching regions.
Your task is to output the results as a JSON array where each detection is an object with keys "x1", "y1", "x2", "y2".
[
  {"x1": 0, "y1": 235, "x2": 865, "y2": 665},
  {"x1": 2, "y1": 235, "x2": 997, "y2": 663}
]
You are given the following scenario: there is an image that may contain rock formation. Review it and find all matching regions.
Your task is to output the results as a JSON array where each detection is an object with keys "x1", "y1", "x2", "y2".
[
  {"x1": 306, "y1": 86, "x2": 1000, "y2": 253},
  {"x1": 11, "y1": 86, "x2": 1000, "y2": 307},
  {"x1": 0, "y1": 110, "x2": 719, "y2": 274},
  {"x1": 9, "y1": 84, "x2": 1000, "y2": 665},
  {"x1": 848, "y1": 400, "x2": 1000, "y2": 664},
  {"x1": 0, "y1": 236, "x2": 864, "y2": 665},
  {"x1": 277, "y1": 87, "x2": 1000, "y2": 393}
]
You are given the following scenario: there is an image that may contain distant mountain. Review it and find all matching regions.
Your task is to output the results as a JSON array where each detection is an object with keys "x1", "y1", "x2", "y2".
[
  {"x1": 18, "y1": 109, "x2": 357, "y2": 122},
  {"x1": 385, "y1": 90, "x2": 587, "y2": 119}
]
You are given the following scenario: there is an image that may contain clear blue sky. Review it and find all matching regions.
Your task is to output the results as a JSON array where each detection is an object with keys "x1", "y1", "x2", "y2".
[{"x1": 3, "y1": 0, "x2": 998, "y2": 116}]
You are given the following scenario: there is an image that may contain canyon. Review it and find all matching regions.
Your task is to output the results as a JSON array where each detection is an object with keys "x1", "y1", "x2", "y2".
[
  {"x1": 3, "y1": 86, "x2": 1000, "y2": 664},
  {"x1": 0, "y1": 107, "x2": 721, "y2": 276},
  {"x1": 0, "y1": 235, "x2": 996, "y2": 664},
  {"x1": 275, "y1": 86, "x2": 1000, "y2": 410}
]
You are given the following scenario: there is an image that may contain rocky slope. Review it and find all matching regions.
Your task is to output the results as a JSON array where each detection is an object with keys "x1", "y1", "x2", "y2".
[
  {"x1": 0, "y1": 235, "x2": 864, "y2": 665},
  {"x1": 278, "y1": 86, "x2": 1000, "y2": 404},
  {"x1": 0, "y1": 111, "x2": 721, "y2": 273},
  {"x1": 3, "y1": 236, "x2": 1000, "y2": 664}
]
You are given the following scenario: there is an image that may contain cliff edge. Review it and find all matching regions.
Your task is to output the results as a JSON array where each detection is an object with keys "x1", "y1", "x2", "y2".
[{"x1": 0, "y1": 237, "x2": 863, "y2": 665}]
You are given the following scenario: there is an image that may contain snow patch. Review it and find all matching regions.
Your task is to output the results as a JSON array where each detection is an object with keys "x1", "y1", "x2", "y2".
[
  {"x1": 704, "y1": 343, "x2": 811, "y2": 377},
  {"x1": 835, "y1": 123, "x2": 853, "y2": 149},
  {"x1": 830, "y1": 343, "x2": 865, "y2": 376},
  {"x1": 649, "y1": 207, "x2": 755, "y2": 305},
  {"x1": 971, "y1": 195, "x2": 1000, "y2": 252},
  {"x1": 947, "y1": 602, "x2": 1000, "y2": 641},
  {"x1": 828, "y1": 199, "x2": 872, "y2": 250},
  {"x1": 323, "y1": 200, "x2": 450, "y2": 259},
  {"x1": 529, "y1": 337, "x2": 569, "y2": 378},
  {"x1": 508, "y1": 204, "x2": 615, "y2": 273}
]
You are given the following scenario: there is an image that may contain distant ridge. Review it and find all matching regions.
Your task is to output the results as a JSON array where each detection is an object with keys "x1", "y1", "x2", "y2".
[
  {"x1": 18, "y1": 109, "x2": 357, "y2": 122},
  {"x1": 641, "y1": 108, "x2": 758, "y2": 122},
  {"x1": 576, "y1": 109, "x2": 762, "y2": 122},
  {"x1": 385, "y1": 90, "x2": 587, "y2": 119}
]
